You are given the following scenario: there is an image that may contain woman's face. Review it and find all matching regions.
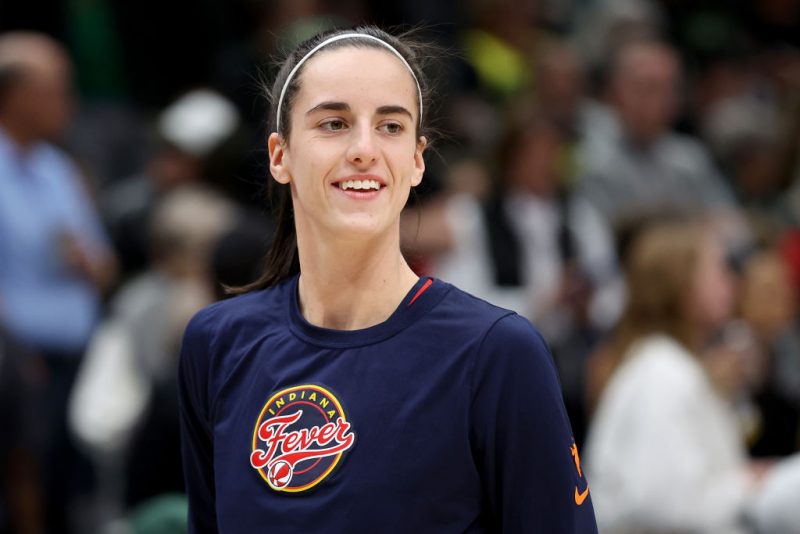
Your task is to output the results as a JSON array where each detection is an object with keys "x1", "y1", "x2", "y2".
[
  {"x1": 268, "y1": 46, "x2": 426, "y2": 244},
  {"x1": 689, "y1": 237, "x2": 734, "y2": 332}
]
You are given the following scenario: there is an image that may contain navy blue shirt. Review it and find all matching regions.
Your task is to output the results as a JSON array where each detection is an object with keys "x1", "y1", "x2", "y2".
[{"x1": 179, "y1": 275, "x2": 597, "y2": 533}]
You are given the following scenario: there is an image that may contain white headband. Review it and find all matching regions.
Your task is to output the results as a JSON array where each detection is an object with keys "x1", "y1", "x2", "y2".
[{"x1": 275, "y1": 33, "x2": 423, "y2": 133}]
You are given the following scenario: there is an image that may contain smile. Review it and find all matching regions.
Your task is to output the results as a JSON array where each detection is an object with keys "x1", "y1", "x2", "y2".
[
  {"x1": 338, "y1": 179, "x2": 381, "y2": 191},
  {"x1": 331, "y1": 175, "x2": 386, "y2": 199}
]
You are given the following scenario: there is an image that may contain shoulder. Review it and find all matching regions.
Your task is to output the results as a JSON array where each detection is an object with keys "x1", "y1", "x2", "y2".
[
  {"x1": 36, "y1": 140, "x2": 72, "y2": 164},
  {"x1": 434, "y1": 282, "x2": 550, "y2": 354},
  {"x1": 421, "y1": 282, "x2": 554, "y2": 371},
  {"x1": 614, "y1": 335, "x2": 706, "y2": 396},
  {"x1": 33, "y1": 142, "x2": 82, "y2": 178},
  {"x1": 477, "y1": 312, "x2": 559, "y2": 389},
  {"x1": 481, "y1": 312, "x2": 548, "y2": 354},
  {"x1": 628, "y1": 335, "x2": 701, "y2": 372},
  {"x1": 431, "y1": 282, "x2": 524, "y2": 337},
  {"x1": 663, "y1": 132, "x2": 703, "y2": 150},
  {"x1": 661, "y1": 133, "x2": 713, "y2": 163},
  {"x1": 27, "y1": 143, "x2": 96, "y2": 202},
  {"x1": 436, "y1": 285, "x2": 560, "y2": 394},
  {"x1": 178, "y1": 282, "x2": 293, "y2": 406},
  {"x1": 182, "y1": 281, "x2": 291, "y2": 354}
]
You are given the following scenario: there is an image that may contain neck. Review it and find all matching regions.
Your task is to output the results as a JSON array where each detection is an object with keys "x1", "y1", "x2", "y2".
[
  {"x1": 295, "y1": 223, "x2": 419, "y2": 330},
  {"x1": 622, "y1": 128, "x2": 664, "y2": 150},
  {"x1": 0, "y1": 117, "x2": 36, "y2": 150}
]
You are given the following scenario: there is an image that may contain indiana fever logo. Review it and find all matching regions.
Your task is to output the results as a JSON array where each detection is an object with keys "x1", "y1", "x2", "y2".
[{"x1": 250, "y1": 384, "x2": 355, "y2": 493}]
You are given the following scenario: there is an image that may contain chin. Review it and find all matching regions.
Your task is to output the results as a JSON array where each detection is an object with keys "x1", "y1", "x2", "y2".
[{"x1": 333, "y1": 215, "x2": 393, "y2": 240}]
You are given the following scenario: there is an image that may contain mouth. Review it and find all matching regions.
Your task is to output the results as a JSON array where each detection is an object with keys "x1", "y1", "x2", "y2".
[{"x1": 332, "y1": 175, "x2": 386, "y2": 198}]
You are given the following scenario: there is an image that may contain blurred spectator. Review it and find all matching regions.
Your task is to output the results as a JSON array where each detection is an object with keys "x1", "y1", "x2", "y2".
[
  {"x1": 0, "y1": 327, "x2": 44, "y2": 534},
  {"x1": 510, "y1": 37, "x2": 618, "y2": 169},
  {"x1": 701, "y1": 320, "x2": 765, "y2": 441},
  {"x1": 572, "y1": 0, "x2": 665, "y2": 80},
  {"x1": 70, "y1": 186, "x2": 239, "y2": 528},
  {"x1": 529, "y1": 40, "x2": 588, "y2": 142},
  {"x1": 739, "y1": 250, "x2": 800, "y2": 456},
  {"x1": 751, "y1": 455, "x2": 800, "y2": 534},
  {"x1": 0, "y1": 31, "x2": 117, "y2": 533},
  {"x1": 433, "y1": 119, "x2": 617, "y2": 326},
  {"x1": 696, "y1": 47, "x2": 800, "y2": 240},
  {"x1": 702, "y1": 95, "x2": 788, "y2": 239},
  {"x1": 102, "y1": 89, "x2": 241, "y2": 275},
  {"x1": 577, "y1": 40, "x2": 748, "y2": 248},
  {"x1": 584, "y1": 219, "x2": 799, "y2": 533},
  {"x1": 210, "y1": 213, "x2": 273, "y2": 301}
]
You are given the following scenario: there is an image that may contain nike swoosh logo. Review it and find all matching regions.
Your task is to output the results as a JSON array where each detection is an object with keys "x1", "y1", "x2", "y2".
[{"x1": 575, "y1": 485, "x2": 589, "y2": 505}]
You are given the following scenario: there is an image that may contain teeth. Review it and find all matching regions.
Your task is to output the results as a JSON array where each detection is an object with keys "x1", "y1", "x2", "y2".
[{"x1": 338, "y1": 179, "x2": 381, "y2": 191}]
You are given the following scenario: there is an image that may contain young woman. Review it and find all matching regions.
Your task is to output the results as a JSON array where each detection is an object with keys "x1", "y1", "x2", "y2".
[
  {"x1": 584, "y1": 220, "x2": 773, "y2": 533},
  {"x1": 178, "y1": 26, "x2": 597, "y2": 533}
]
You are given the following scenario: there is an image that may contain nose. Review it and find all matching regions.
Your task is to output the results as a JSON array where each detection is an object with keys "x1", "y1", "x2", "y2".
[{"x1": 345, "y1": 123, "x2": 378, "y2": 168}]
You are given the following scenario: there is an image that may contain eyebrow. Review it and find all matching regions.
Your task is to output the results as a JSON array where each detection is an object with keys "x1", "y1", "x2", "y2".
[
  {"x1": 306, "y1": 101, "x2": 350, "y2": 115},
  {"x1": 305, "y1": 101, "x2": 414, "y2": 120},
  {"x1": 376, "y1": 105, "x2": 413, "y2": 120}
]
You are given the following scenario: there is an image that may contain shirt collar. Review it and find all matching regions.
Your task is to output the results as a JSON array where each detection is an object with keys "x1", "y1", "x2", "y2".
[
  {"x1": 0, "y1": 124, "x2": 15, "y2": 156},
  {"x1": 0, "y1": 124, "x2": 49, "y2": 158}
]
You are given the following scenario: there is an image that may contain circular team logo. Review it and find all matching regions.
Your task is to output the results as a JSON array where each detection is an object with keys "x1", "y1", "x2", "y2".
[{"x1": 250, "y1": 384, "x2": 355, "y2": 493}]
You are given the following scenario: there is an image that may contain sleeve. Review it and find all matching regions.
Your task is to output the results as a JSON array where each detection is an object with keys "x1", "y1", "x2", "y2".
[
  {"x1": 574, "y1": 169, "x2": 618, "y2": 225},
  {"x1": 469, "y1": 314, "x2": 598, "y2": 533},
  {"x1": 751, "y1": 453, "x2": 800, "y2": 534},
  {"x1": 178, "y1": 312, "x2": 219, "y2": 533}
]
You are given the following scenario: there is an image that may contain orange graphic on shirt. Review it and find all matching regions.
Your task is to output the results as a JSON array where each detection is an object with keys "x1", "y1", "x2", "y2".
[
  {"x1": 570, "y1": 442, "x2": 583, "y2": 477},
  {"x1": 571, "y1": 441, "x2": 589, "y2": 506}
]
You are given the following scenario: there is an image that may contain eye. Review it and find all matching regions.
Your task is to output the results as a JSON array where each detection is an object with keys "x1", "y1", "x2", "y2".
[
  {"x1": 320, "y1": 119, "x2": 347, "y2": 131},
  {"x1": 378, "y1": 121, "x2": 404, "y2": 135}
]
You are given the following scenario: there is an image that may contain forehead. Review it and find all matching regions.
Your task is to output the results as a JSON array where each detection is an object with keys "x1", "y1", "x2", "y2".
[
  {"x1": 0, "y1": 40, "x2": 70, "y2": 78},
  {"x1": 293, "y1": 46, "x2": 418, "y2": 114},
  {"x1": 619, "y1": 47, "x2": 679, "y2": 82}
]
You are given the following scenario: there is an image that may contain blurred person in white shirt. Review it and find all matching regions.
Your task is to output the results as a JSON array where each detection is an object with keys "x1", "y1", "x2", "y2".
[{"x1": 584, "y1": 219, "x2": 800, "y2": 533}]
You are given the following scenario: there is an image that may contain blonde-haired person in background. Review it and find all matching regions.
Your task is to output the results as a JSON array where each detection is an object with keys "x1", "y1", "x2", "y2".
[{"x1": 584, "y1": 219, "x2": 800, "y2": 533}]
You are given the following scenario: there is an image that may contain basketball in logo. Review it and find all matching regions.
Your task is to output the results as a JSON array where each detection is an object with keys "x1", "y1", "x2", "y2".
[
  {"x1": 250, "y1": 384, "x2": 355, "y2": 493},
  {"x1": 268, "y1": 460, "x2": 293, "y2": 489}
]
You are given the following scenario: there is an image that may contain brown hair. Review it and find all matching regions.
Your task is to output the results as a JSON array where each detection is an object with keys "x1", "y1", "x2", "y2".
[
  {"x1": 230, "y1": 26, "x2": 438, "y2": 294},
  {"x1": 609, "y1": 219, "x2": 708, "y2": 365}
]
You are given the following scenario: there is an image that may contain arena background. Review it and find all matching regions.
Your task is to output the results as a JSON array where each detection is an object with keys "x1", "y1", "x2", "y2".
[{"x1": 1, "y1": 0, "x2": 800, "y2": 532}]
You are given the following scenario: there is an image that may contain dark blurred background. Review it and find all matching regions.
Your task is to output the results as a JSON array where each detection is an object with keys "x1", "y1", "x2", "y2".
[{"x1": 1, "y1": 0, "x2": 800, "y2": 532}]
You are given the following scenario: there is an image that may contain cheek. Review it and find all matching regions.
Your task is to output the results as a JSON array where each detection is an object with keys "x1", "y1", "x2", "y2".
[
  {"x1": 695, "y1": 265, "x2": 733, "y2": 325},
  {"x1": 390, "y1": 144, "x2": 422, "y2": 180},
  {"x1": 288, "y1": 144, "x2": 338, "y2": 193},
  {"x1": 37, "y1": 86, "x2": 72, "y2": 128},
  {"x1": 286, "y1": 164, "x2": 322, "y2": 216}
]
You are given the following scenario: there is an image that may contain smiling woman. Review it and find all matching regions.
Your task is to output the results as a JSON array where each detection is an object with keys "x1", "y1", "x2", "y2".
[{"x1": 178, "y1": 26, "x2": 598, "y2": 533}]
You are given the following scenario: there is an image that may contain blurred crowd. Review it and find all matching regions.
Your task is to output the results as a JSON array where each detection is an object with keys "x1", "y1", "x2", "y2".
[{"x1": 1, "y1": 0, "x2": 800, "y2": 532}]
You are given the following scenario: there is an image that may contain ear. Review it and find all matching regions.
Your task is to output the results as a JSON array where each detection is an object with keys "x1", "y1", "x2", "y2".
[
  {"x1": 268, "y1": 132, "x2": 291, "y2": 184},
  {"x1": 411, "y1": 136, "x2": 427, "y2": 188}
]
